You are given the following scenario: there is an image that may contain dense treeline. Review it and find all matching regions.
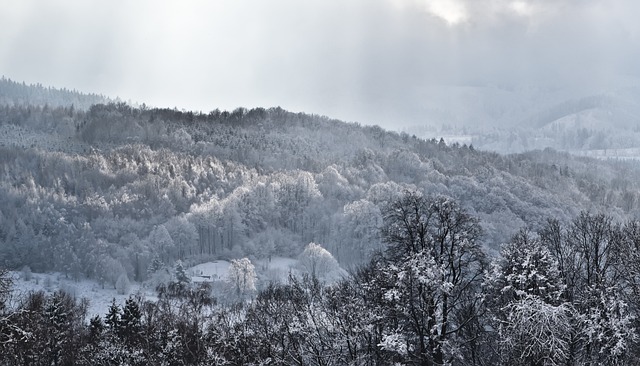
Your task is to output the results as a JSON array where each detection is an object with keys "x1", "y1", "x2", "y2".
[
  {"x1": 1, "y1": 193, "x2": 639, "y2": 365},
  {"x1": 1, "y1": 80, "x2": 640, "y2": 364},
  {"x1": 2, "y1": 101, "x2": 640, "y2": 283},
  {"x1": 0, "y1": 77, "x2": 109, "y2": 110}
]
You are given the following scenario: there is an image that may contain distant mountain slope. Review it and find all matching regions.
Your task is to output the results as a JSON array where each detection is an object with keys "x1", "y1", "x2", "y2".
[
  {"x1": 404, "y1": 83, "x2": 640, "y2": 154},
  {"x1": 0, "y1": 77, "x2": 109, "y2": 110},
  {"x1": 2, "y1": 96, "x2": 640, "y2": 281}
]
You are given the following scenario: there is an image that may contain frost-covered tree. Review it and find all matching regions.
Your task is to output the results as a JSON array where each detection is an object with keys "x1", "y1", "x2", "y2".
[
  {"x1": 485, "y1": 230, "x2": 572, "y2": 365},
  {"x1": 104, "y1": 299, "x2": 121, "y2": 334},
  {"x1": 20, "y1": 265, "x2": 32, "y2": 281},
  {"x1": 45, "y1": 291, "x2": 72, "y2": 365},
  {"x1": 115, "y1": 273, "x2": 131, "y2": 295},
  {"x1": 298, "y1": 242, "x2": 340, "y2": 280},
  {"x1": 380, "y1": 191, "x2": 487, "y2": 365},
  {"x1": 500, "y1": 296, "x2": 572, "y2": 366},
  {"x1": 376, "y1": 248, "x2": 444, "y2": 363},
  {"x1": 95, "y1": 255, "x2": 126, "y2": 289},
  {"x1": 487, "y1": 229, "x2": 565, "y2": 305},
  {"x1": 87, "y1": 315, "x2": 104, "y2": 345},
  {"x1": 316, "y1": 165, "x2": 353, "y2": 200},
  {"x1": 226, "y1": 257, "x2": 257, "y2": 298},
  {"x1": 165, "y1": 216, "x2": 198, "y2": 260},
  {"x1": 540, "y1": 214, "x2": 638, "y2": 365},
  {"x1": 148, "y1": 224, "x2": 176, "y2": 264},
  {"x1": 147, "y1": 255, "x2": 164, "y2": 275},
  {"x1": 339, "y1": 199, "x2": 383, "y2": 263}
]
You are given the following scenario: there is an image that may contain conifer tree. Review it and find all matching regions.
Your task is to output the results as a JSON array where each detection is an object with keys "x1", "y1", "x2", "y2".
[
  {"x1": 175, "y1": 260, "x2": 190, "y2": 284},
  {"x1": 119, "y1": 297, "x2": 142, "y2": 347},
  {"x1": 88, "y1": 315, "x2": 104, "y2": 345},
  {"x1": 148, "y1": 255, "x2": 163, "y2": 275},
  {"x1": 104, "y1": 299, "x2": 121, "y2": 335}
]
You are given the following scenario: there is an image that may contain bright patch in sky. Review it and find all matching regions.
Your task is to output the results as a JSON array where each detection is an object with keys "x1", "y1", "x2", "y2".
[
  {"x1": 426, "y1": 0, "x2": 468, "y2": 24},
  {"x1": 510, "y1": 1, "x2": 534, "y2": 16}
]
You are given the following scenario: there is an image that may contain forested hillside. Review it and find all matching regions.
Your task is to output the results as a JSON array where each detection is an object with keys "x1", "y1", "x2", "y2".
[
  {"x1": 0, "y1": 77, "x2": 108, "y2": 110},
  {"x1": 2, "y1": 83, "x2": 640, "y2": 364},
  {"x1": 2, "y1": 100, "x2": 640, "y2": 281}
]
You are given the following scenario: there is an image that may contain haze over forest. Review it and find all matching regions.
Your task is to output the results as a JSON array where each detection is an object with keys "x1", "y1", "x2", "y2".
[
  {"x1": 2, "y1": 74, "x2": 640, "y2": 364},
  {"x1": 2, "y1": 1, "x2": 640, "y2": 365},
  {"x1": 2, "y1": 0, "x2": 639, "y2": 133}
]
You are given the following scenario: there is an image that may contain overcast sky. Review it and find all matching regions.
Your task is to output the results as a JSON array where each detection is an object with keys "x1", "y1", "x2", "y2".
[{"x1": 1, "y1": 0, "x2": 639, "y2": 129}]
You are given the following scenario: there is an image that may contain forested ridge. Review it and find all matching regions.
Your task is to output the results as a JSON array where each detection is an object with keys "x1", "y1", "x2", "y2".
[
  {"x1": 2, "y1": 82, "x2": 640, "y2": 364},
  {"x1": 0, "y1": 77, "x2": 108, "y2": 110},
  {"x1": 2, "y1": 197, "x2": 640, "y2": 364}
]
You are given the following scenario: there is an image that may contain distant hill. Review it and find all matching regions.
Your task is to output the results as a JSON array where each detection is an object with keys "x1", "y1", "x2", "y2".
[
  {"x1": 1, "y1": 86, "x2": 640, "y2": 280},
  {"x1": 0, "y1": 77, "x2": 109, "y2": 110},
  {"x1": 403, "y1": 83, "x2": 640, "y2": 154}
]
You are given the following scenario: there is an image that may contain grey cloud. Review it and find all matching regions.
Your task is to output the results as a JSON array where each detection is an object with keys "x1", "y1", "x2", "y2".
[{"x1": 0, "y1": 0, "x2": 638, "y2": 128}]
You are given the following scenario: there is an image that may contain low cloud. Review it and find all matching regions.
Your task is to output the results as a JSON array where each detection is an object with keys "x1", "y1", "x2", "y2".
[{"x1": 0, "y1": 0, "x2": 637, "y2": 128}]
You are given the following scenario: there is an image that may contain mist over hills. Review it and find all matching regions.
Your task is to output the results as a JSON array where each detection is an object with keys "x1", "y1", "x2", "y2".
[
  {"x1": 403, "y1": 81, "x2": 640, "y2": 154},
  {"x1": 3, "y1": 80, "x2": 640, "y2": 364},
  {"x1": 1, "y1": 80, "x2": 640, "y2": 276}
]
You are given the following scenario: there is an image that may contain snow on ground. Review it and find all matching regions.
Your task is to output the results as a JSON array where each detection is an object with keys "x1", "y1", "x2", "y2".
[
  {"x1": 188, "y1": 257, "x2": 299, "y2": 285},
  {"x1": 6, "y1": 256, "x2": 347, "y2": 319},
  {"x1": 189, "y1": 260, "x2": 231, "y2": 283},
  {"x1": 7, "y1": 271, "x2": 157, "y2": 318}
]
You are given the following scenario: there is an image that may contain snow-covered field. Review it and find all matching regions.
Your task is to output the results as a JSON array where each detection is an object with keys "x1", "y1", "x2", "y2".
[
  {"x1": 6, "y1": 257, "x2": 313, "y2": 318},
  {"x1": 7, "y1": 271, "x2": 157, "y2": 318}
]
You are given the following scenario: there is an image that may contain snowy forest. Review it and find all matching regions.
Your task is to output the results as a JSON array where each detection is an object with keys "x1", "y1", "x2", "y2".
[
  {"x1": 402, "y1": 84, "x2": 640, "y2": 155},
  {"x1": 2, "y1": 79, "x2": 640, "y2": 364}
]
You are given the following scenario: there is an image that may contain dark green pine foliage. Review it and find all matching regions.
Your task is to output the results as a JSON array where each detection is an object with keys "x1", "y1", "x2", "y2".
[
  {"x1": 175, "y1": 260, "x2": 190, "y2": 284},
  {"x1": 119, "y1": 297, "x2": 142, "y2": 347},
  {"x1": 104, "y1": 299, "x2": 121, "y2": 335},
  {"x1": 88, "y1": 315, "x2": 104, "y2": 345}
]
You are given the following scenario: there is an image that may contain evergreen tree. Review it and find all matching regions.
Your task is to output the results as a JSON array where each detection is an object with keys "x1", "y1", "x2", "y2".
[
  {"x1": 119, "y1": 297, "x2": 142, "y2": 347},
  {"x1": 88, "y1": 315, "x2": 104, "y2": 345},
  {"x1": 175, "y1": 260, "x2": 190, "y2": 284},
  {"x1": 104, "y1": 299, "x2": 121, "y2": 335},
  {"x1": 148, "y1": 255, "x2": 164, "y2": 275}
]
